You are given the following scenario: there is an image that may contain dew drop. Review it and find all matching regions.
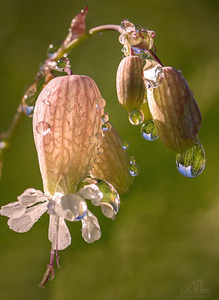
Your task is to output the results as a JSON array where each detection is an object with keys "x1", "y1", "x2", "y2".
[
  {"x1": 102, "y1": 122, "x2": 111, "y2": 132},
  {"x1": 47, "y1": 41, "x2": 63, "y2": 58},
  {"x1": 0, "y1": 139, "x2": 8, "y2": 151},
  {"x1": 129, "y1": 163, "x2": 140, "y2": 177},
  {"x1": 129, "y1": 156, "x2": 136, "y2": 165},
  {"x1": 89, "y1": 136, "x2": 98, "y2": 144},
  {"x1": 43, "y1": 99, "x2": 50, "y2": 106},
  {"x1": 143, "y1": 59, "x2": 164, "y2": 89},
  {"x1": 57, "y1": 57, "x2": 71, "y2": 69},
  {"x1": 36, "y1": 121, "x2": 51, "y2": 136},
  {"x1": 122, "y1": 141, "x2": 130, "y2": 150},
  {"x1": 141, "y1": 120, "x2": 159, "y2": 141},
  {"x1": 96, "y1": 98, "x2": 106, "y2": 109},
  {"x1": 101, "y1": 112, "x2": 109, "y2": 123},
  {"x1": 176, "y1": 139, "x2": 206, "y2": 177},
  {"x1": 128, "y1": 109, "x2": 144, "y2": 125},
  {"x1": 96, "y1": 146, "x2": 103, "y2": 155}
]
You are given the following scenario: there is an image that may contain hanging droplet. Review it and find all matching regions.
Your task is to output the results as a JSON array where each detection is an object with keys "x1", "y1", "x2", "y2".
[
  {"x1": 176, "y1": 139, "x2": 206, "y2": 177},
  {"x1": 143, "y1": 59, "x2": 164, "y2": 89},
  {"x1": 141, "y1": 120, "x2": 159, "y2": 141},
  {"x1": 102, "y1": 122, "x2": 112, "y2": 132},
  {"x1": 101, "y1": 112, "x2": 109, "y2": 123},
  {"x1": 129, "y1": 163, "x2": 140, "y2": 177},
  {"x1": 129, "y1": 156, "x2": 136, "y2": 165},
  {"x1": 122, "y1": 141, "x2": 130, "y2": 150},
  {"x1": 128, "y1": 109, "x2": 144, "y2": 125},
  {"x1": 57, "y1": 57, "x2": 71, "y2": 70},
  {"x1": 47, "y1": 41, "x2": 63, "y2": 58},
  {"x1": 36, "y1": 121, "x2": 51, "y2": 136},
  {"x1": 81, "y1": 210, "x2": 101, "y2": 243},
  {"x1": 96, "y1": 97, "x2": 106, "y2": 109},
  {"x1": 76, "y1": 178, "x2": 120, "y2": 219}
]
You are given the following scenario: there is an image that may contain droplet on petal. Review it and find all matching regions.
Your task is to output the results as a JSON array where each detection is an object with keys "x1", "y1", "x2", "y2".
[
  {"x1": 18, "y1": 188, "x2": 46, "y2": 206},
  {"x1": 102, "y1": 122, "x2": 111, "y2": 132},
  {"x1": 141, "y1": 120, "x2": 159, "y2": 141},
  {"x1": 128, "y1": 109, "x2": 144, "y2": 125},
  {"x1": 36, "y1": 121, "x2": 51, "y2": 136},
  {"x1": 122, "y1": 141, "x2": 129, "y2": 150},
  {"x1": 101, "y1": 112, "x2": 109, "y2": 123},
  {"x1": 96, "y1": 97, "x2": 106, "y2": 109},
  {"x1": 176, "y1": 138, "x2": 206, "y2": 177},
  {"x1": 128, "y1": 163, "x2": 140, "y2": 177},
  {"x1": 143, "y1": 59, "x2": 164, "y2": 89}
]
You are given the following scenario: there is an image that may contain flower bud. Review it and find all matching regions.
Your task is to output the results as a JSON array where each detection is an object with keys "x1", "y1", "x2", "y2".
[
  {"x1": 90, "y1": 124, "x2": 133, "y2": 194},
  {"x1": 147, "y1": 67, "x2": 202, "y2": 153},
  {"x1": 116, "y1": 56, "x2": 145, "y2": 112},
  {"x1": 33, "y1": 75, "x2": 103, "y2": 195}
]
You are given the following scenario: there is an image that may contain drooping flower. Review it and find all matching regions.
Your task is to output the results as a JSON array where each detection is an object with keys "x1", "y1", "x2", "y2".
[{"x1": 1, "y1": 73, "x2": 136, "y2": 287}]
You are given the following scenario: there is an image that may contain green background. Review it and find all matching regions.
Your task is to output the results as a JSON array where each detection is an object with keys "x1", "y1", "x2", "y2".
[{"x1": 0, "y1": 0, "x2": 219, "y2": 299}]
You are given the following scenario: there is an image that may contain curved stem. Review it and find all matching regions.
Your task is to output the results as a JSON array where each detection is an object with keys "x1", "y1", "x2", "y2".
[{"x1": 148, "y1": 49, "x2": 163, "y2": 67}]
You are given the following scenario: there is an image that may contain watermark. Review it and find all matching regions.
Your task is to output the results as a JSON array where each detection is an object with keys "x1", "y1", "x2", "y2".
[{"x1": 180, "y1": 280, "x2": 210, "y2": 298}]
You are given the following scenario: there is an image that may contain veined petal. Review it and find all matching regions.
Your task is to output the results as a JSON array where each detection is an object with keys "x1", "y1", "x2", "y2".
[
  {"x1": 8, "y1": 202, "x2": 48, "y2": 233},
  {"x1": 0, "y1": 202, "x2": 26, "y2": 219},
  {"x1": 48, "y1": 215, "x2": 71, "y2": 250}
]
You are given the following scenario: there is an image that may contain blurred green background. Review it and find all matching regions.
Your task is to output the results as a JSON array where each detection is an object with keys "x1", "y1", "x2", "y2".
[{"x1": 0, "y1": 0, "x2": 219, "y2": 299}]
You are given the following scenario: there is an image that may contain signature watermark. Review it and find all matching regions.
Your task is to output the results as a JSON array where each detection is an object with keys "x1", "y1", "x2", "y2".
[{"x1": 180, "y1": 280, "x2": 210, "y2": 298}]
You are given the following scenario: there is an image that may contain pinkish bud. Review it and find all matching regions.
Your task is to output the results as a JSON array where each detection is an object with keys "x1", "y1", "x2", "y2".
[
  {"x1": 147, "y1": 67, "x2": 202, "y2": 153},
  {"x1": 33, "y1": 75, "x2": 104, "y2": 195},
  {"x1": 116, "y1": 56, "x2": 145, "y2": 112}
]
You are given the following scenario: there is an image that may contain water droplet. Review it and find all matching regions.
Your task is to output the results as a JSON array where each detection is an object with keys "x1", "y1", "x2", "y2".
[
  {"x1": 96, "y1": 146, "x2": 103, "y2": 154},
  {"x1": 101, "y1": 112, "x2": 109, "y2": 123},
  {"x1": 129, "y1": 156, "x2": 136, "y2": 165},
  {"x1": 89, "y1": 136, "x2": 98, "y2": 144},
  {"x1": 176, "y1": 139, "x2": 206, "y2": 177},
  {"x1": 96, "y1": 97, "x2": 106, "y2": 109},
  {"x1": 43, "y1": 99, "x2": 50, "y2": 106},
  {"x1": 129, "y1": 163, "x2": 140, "y2": 177},
  {"x1": 141, "y1": 120, "x2": 159, "y2": 141},
  {"x1": 0, "y1": 139, "x2": 8, "y2": 151},
  {"x1": 36, "y1": 121, "x2": 51, "y2": 136},
  {"x1": 57, "y1": 57, "x2": 71, "y2": 70},
  {"x1": 143, "y1": 59, "x2": 164, "y2": 89},
  {"x1": 102, "y1": 122, "x2": 111, "y2": 132},
  {"x1": 47, "y1": 41, "x2": 63, "y2": 58},
  {"x1": 81, "y1": 211, "x2": 101, "y2": 243},
  {"x1": 77, "y1": 178, "x2": 120, "y2": 219},
  {"x1": 128, "y1": 109, "x2": 144, "y2": 125},
  {"x1": 122, "y1": 141, "x2": 130, "y2": 150}
]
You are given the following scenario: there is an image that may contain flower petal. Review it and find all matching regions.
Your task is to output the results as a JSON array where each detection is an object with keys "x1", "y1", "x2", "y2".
[
  {"x1": 81, "y1": 210, "x2": 101, "y2": 243},
  {"x1": 18, "y1": 188, "x2": 47, "y2": 207},
  {"x1": 7, "y1": 202, "x2": 48, "y2": 233},
  {"x1": 0, "y1": 202, "x2": 26, "y2": 218},
  {"x1": 48, "y1": 215, "x2": 71, "y2": 250}
]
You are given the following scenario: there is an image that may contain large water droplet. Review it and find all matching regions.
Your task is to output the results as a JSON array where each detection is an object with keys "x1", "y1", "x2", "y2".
[
  {"x1": 129, "y1": 163, "x2": 140, "y2": 177},
  {"x1": 77, "y1": 178, "x2": 120, "y2": 219},
  {"x1": 36, "y1": 121, "x2": 51, "y2": 136},
  {"x1": 141, "y1": 120, "x2": 159, "y2": 141},
  {"x1": 143, "y1": 59, "x2": 164, "y2": 89},
  {"x1": 96, "y1": 97, "x2": 106, "y2": 109},
  {"x1": 81, "y1": 210, "x2": 101, "y2": 243},
  {"x1": 128, "y1": 109, "x2": 144, "y2": 125},
  {"x1": 176, "y1": 139, "x2": 206, "y2": 177},
  {"x1": 57, "y1": 57, "x2": 71, "y2": 69}
]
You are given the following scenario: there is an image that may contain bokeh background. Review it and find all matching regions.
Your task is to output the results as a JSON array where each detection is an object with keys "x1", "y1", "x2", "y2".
[{"x1": 0, "y1": 0, "x2": 219, "y2": 299}]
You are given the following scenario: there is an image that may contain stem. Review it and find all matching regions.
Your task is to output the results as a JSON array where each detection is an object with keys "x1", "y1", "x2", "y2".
[{"x1": 148, "y1": 49, "x2": 163, "y2": 67}]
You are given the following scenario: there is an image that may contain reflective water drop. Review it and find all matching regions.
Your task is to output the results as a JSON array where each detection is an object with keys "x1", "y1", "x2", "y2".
[
  {"x1": 176, "y1": 139, "x2": 206, "y2": 177},
  {"x1": 43, "y1": 99, "x2": 50, "y2": 106},
  {"x1": 141, "y1": 120, "x2": 159, "y2": 141},
  {"x1": 122, "y1": 141, "x2": 130, "y2": 150},
  {"x1": 77, "y1": 178, "x2": 120, "y2": 219},
  {"x1": 47, "y1": 41, "x2": 63, "y2": 58},
  {"x1": 101, "y1": 112, "x2": 109, "y2": 123},
  {"x1": 102, "y1": 122, "x2": 112, "y2": 132},
  {"x1": 128, "y1": 109, "x2": 144, "y2": 125},
  {"x1": 0, "y1": 139, "x2": 8, "y2": 151},
  {"x1": 57, "y1": 57, "x2": 71, "y2": 68},
  {"x1": 96, "y1": 146, "x2": 103, "y2": 154},
  {"x1": 129, "y1": 156, "x2": 136, "y2": 165},
  {"x1": 36, "y1": 121, "x2": 51, "y2": 136},
  {"x1": 96, "y1": 97, "x2": 106, "y2": 109},
  {"x1": 143, "y1": 59, "x2": 164, "y2": 89},
  {"x1": 129, "y1": 163, "x2": 140, "y2": 177}
]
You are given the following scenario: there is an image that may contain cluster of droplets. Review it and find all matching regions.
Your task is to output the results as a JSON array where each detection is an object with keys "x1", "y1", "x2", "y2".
[
  {"x1": 128, "y1": 156, "x2": 140, "y2": 177},
  {"x1": 119, "y1": 19, "x2": 155, "y2": 58}
]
